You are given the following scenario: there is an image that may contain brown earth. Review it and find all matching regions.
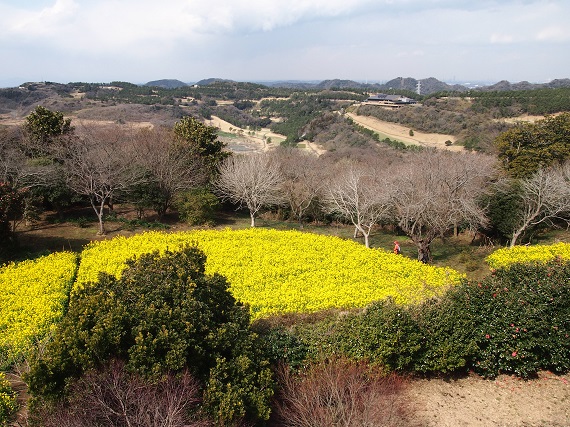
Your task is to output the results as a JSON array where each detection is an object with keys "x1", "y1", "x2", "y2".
[
  {"x1": 406, "y1": 371, "x2": 570, "y2": 426},
  {"x1": 346, "y1": 112, "x2": 463, "y2": 152},
  {"x1": 207, "y1": 115, "x2": 327, "y2": 155}
]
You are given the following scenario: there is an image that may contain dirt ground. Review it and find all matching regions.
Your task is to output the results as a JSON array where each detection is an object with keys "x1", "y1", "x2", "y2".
[
  {"x1": 346, "y1": 112, "x2": 463, "y2": 152},
  {"x1": 207, "y1": 115, "x2": 327, "y2": 156},
  {"x1": 406, "y1": 371, "x2": 570, "y2": 426}
]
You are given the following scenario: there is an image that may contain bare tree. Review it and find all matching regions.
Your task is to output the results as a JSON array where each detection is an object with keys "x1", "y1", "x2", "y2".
[
  {"x1": 323, "y1": 159, "x2": 392, "y2": 248},
  {"x1": 59, "y1": 124, "x2": 145, "y2": 234},
  {"x1": 390, "y1": 149, "x2": 495, "y2": 262},
  {"x1": 0, "y1": 126, "x2": 37, "y2": 188},
  {"x1": 214, "y1": 152, "x2": 285, "y2": 227},
  {"x1": 274, "y1": 360, "x2": 412, "y2": 427},
  {"x1": 132, "y1": 126, "x2": 208, "y2": 218},
  {"x1": 32, "y1": 359, "x2": 209, "y2": 427},
  {"x1": 508, "y1": 163, "x2": 570, "y2": 247},
  {"x1": 275, "y1": 148, "x2": 325, "y2": 227}
]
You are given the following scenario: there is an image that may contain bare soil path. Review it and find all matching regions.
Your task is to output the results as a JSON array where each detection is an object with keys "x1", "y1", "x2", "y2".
[
  {"x1": 406, "y1": 371, "x2": 570, "y2": 426},
  {"x1": 346, "y1": 112, "x2": 463, "y2": 152},
  {"x1": 207, "y1": 115, "x2": 326, "y2": 155}
]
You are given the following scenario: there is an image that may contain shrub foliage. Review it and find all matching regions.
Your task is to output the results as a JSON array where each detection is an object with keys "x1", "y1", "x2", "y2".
[
  {"x1": 280, "y1": 259, "x2": 570, "y2": 378},
  {"x1": 27, "y1": 246, "x2": 274, "y2": 425}
]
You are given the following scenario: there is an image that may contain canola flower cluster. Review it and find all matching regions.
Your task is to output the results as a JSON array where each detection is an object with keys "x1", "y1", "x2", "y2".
[
  {"x1": 77, "y1": 229, "x2": 463, "y2": 319},
  {"x1": 486, "y1": 242, "x2": 570, "y2": 270},
  {"x1": 0, "y1": 372, "x2": 17, "y2": 422},
  {"x1": 0, "y1": 252, "x2": 78, "y2": 367}
]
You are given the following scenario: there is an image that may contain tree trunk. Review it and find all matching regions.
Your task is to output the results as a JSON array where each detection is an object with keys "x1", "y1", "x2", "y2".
[
  {"x1": 510, "y1": 229, "x2": 523, "y2": 247},
  {"x1": 416, "y1": 239, "x2": 431, "y2": 263},
  {"x1": 90, "y1": 196, "x2": 107, "y2": 235},
  {"x1": 353, "y1": 226, "x2": 362, "y2": 238},
  {"x1": 363, "y1": 232, "x2": 370, "y2": 248},
  {"x1": 250, "y1": 212, "x2": 256, "y2": 227}
]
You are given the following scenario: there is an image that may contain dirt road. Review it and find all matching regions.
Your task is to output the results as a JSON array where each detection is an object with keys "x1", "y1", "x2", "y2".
[{"x1": 346, "y1": 112, "x2": 463, "y2": 152}]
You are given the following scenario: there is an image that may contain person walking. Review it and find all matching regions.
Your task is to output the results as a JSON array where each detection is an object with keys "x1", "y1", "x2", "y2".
[{"x1": 393, "y1": 240, "x2": 401, "y2": 255}]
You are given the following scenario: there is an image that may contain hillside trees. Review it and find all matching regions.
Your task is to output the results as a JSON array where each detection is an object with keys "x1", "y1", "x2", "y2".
[
  {"x1": 131, "y1": 126, "x2": 209, "y2": 218},
  {"x1": 22, "y1": 105, "x2": 73, "y2": 157},
  {"x1": 57, "y1": 124, "x2": 145, "y2": 234},
  {"x1": 1, "y1": 121, "x2": 72, "y2": 227},
  {"x1": 214, "y1": 152, "x2": 286, "y2": 227},
  {"x1": 173, "y1": 116, "x2": 228, "y2": 175},
  {"x1": 498, "y1": 163, "x2": 570, "y2": 247},
  {"x1": 275, "y1": 148, "x2": 325, "y2": 226},
  {"x1": 27, "y1": 247, "x2": 274, "y2": 425},
  {"x1": 259, "y1": 93, "x2": 334, "y2": 144},
  {"x1": 390, "y1": 150, "x2": 495, "y2": 261},
  {"x1": 495, "y1": 113, "x2": 570, "y2": 178}
]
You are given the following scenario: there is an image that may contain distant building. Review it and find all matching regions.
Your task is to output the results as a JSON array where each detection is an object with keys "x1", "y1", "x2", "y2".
[{"x1": 364, "y1": 93, "x2": 417, "y2": 108}]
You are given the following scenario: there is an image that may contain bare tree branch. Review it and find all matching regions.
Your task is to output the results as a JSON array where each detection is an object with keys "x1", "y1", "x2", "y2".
[
  {"x1": 509, "y1": 162, "x2": 570, "y2": 246},
  {"x1": 323, "y1": 158, "x2": 392, "y2": 248},
  {"x1": 58, "y1": 124, "x2": 147, "y2": 234},
  {"x1": 390, "y1": 149, "x2": 495, "y2": 262},
  {"x1": 214, "y1": 152, "x2": 285, "y2": 227}
]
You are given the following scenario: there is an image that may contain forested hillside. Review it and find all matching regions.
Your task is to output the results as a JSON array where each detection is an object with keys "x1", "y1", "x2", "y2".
[{"x1": 2, "y1": 78, "x2": 570, "y2": 153}]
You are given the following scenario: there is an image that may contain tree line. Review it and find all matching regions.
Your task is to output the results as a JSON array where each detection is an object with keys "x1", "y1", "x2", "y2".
[{"x1": 2, "y1": 107, "x2": 570, "y2": 262}]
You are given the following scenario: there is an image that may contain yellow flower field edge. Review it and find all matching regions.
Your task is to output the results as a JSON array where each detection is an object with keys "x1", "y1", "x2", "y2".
[
  {"x1": 77, "y1": 229, "x2": 464, "y2": 320},
  {"x1": 486, "y1": 242, "x2": 570, "y2": 270},
  {"x1": 0, "y1": 252, "x2": 79, "y2": 368}
]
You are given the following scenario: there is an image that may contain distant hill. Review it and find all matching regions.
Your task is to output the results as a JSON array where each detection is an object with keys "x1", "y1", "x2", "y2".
[
  {"x1": 195, "y1": 78, "x2": 235, "y2": 86},
  {"x1": 263, "y1": 77, "x2": 467, "y2": 95},
  {"x1": 381, "y1": 77, "x2": 467, "y2": 94},
  {"x1": 263, "y1": 77, "x2": 570, "y2": 95},
  {"x1": 480, "y1": 78, "x2": 570, "y2": 91},
  {"x1": 144, "y1": 79, "x2": 188, "y2": 89}
]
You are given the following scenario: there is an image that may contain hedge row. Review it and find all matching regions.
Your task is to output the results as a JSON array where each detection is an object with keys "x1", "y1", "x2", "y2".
[{"x1": 265, "y1": 259, "x2": 570, "y2": 378}]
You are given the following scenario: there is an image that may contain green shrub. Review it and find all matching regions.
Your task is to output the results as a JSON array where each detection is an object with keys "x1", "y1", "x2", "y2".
[
  {"x1": 27, "y1": 246, "x2": 274, "y2": 425},
  {"x1": 175, "y1": 188, "x2": 220, "y2": 226},
  {"x1": 256, "y1": 327, "x2": 309, "y2": 371},
  {"x1": 292, "y1": 300, "x2": 423, "y2": 372},
  {"x1": 413, "y1": 288, "x2": 479, "y2": 373},
  {"x1": 334, "y1": 299, "x2": 422, "y2": 371},
  {"x1": 466, "y1": 260, "x2": 570, "y2": 378},
  {"x1": 273, "y1": 260, "x2": 570, "y2": 379},
  {"x1": 0, "y1": 372, "x2": 17, "y2": 426}
]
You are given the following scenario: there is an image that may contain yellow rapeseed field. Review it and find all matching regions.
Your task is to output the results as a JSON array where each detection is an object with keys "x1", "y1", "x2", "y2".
[
  {"x1": 77, "y1": 229, "x2": 463, "y2": 319},
  {"x1": 0, "y1": 252, "x2": 78, "y2": 366},
  {"x1": 486, "y1": 242, "x2": 570, "y2": 270}
]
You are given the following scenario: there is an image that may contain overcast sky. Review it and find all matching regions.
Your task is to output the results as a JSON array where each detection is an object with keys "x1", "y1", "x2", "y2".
[{"x1": 1, "y1": 0, "x2": 569, "y2": 87}]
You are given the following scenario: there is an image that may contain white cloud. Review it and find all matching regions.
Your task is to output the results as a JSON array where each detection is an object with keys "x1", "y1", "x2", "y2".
[
  {"x1": 536, "y1": 26, "x2": 570, "y2": 42},
  {"x1": 0, "y1": 0, "x2": 569, "y2": 84},
  {"x1": 7, "y1": 0, "x2": 78, "y2": 35},
  {"x1": 490, "y1": 33, "x2": 515, "y2": 44}
]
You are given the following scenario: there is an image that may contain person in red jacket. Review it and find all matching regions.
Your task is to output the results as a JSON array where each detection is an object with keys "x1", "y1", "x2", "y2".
[{"x1": 393, "y1": 240, "x2": 401, "y2": 254}]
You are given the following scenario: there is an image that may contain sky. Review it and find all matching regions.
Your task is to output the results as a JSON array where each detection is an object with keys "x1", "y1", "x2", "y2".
[{"x1": 1, "y1": 0, "x2": 569, "y2": 87}]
